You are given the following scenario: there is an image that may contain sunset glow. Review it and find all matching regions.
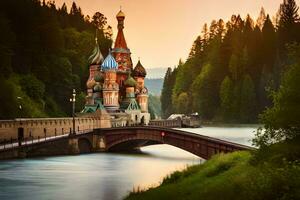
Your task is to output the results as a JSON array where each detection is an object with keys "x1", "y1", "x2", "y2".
[{"x1": 55, "y1": 0, "x2": 289, "y2": 68}]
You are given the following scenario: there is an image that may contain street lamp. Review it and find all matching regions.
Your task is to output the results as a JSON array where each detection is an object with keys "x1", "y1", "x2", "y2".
[
  {"x1": 69, "y1": 89, "x2": 76, "y2": 135},
  {"x1": 17, "y1": 96, "x2": 22, "y2": 118}
]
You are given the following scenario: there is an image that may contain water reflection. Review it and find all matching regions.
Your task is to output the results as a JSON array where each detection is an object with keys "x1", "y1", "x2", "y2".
[{"x1": 0, "y1": 126, "x2": 257, "y2": 200}]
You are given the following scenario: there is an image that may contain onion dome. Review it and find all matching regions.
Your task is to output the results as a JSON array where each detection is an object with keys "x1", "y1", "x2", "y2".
[
  {"x1": 88, "y1": 38, "x2": 103, "y2": 65},
  {"x1": 116, "y1": 10, "x2": 125, "y2": 18},
  {"x1": 94, "y1": 72, "x2": 104, "y2": 83},
  {"x1": 86, "y1": 79, "x2": 96, "y2": 89},
  {"x1": 133, "y1": 60, "x2": 147, "y2": 77},
  {"x1": 101, "y1": 51, "x2": 118, "y2": 71},
  {"x1": 124, "y1": 75, "x2": 136, "y2": 87},
  {"x1": 93, "y1": 83, "x2": 102, "y2": 92}
]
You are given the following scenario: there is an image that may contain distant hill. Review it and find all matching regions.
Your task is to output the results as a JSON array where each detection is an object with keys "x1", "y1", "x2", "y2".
[
  {"x1": 145, "y1": 78, "x2": 164, "y2": 95},
  {"x1": 146, "y1": 68, "x2": 168, "y2": 79}
]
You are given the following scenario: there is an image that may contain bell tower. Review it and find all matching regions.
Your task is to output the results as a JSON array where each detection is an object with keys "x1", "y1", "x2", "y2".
[{"x1": 102, "y1": 51, "x2": 120, "y2": 112}]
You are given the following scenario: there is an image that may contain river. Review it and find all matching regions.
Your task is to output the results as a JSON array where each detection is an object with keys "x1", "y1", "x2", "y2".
[{"x1": 0, "y1": 125, "x2": 258, "y2": 200}]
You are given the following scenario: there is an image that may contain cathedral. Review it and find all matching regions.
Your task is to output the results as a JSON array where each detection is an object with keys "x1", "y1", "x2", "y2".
[{"x1": 81, "y1": 10, "x2": 150, "y2": 126}]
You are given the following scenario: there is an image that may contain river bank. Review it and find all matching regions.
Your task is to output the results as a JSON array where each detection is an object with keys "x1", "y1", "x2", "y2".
[{"x1": 125, "y1": 148, "x2": 300, "y2": 200}]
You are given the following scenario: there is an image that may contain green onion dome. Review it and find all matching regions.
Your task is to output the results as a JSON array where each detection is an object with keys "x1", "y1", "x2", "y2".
[
  {"x1": 132, "y1": 60, "x2": 146, "y2": 77},
  {"x1": 93, "y1": 83, "x2": 102, "y2": 92},
  {"x1": 124, "y1": 75, "x2": 136, "y2": 87},
  {"x1": 94, "y1": 72, "x2": 104, "y2": 83}
]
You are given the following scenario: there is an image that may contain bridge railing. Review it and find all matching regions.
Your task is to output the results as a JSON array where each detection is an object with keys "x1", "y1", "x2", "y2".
[
  {"x1": 0, "y1": 129, "x2": 93, "y2": 152},
  {"x1": 149, "y1": 119, "x2": 182, "y2": 128}
]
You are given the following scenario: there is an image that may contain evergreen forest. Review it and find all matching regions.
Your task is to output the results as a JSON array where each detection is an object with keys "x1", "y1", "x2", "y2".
[
  {"x1": 161, "y1": 0, "x2": 300, "y2": 123},
  {"x1": 0, "y1": 0, "x2": 113, "y2": 119}
]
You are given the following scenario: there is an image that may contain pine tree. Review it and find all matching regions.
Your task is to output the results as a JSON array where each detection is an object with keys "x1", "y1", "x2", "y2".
[
  {"x1": 192, "y1": 64, "x2": 218, "y2": 120},
  {"x1": 92, "y1": 12, "x2": 107, "y2": 30},
  {"x1": 279, "y1": 0, "x2": 299, "y2": 27},
  {"x1": 161, "y1": 68, "x2": 176, "y2": 118},
  {"x1": 202, "y1": 23, "x2": 209, "y2": 46},
  {"x1": 278, "y1": 0, "x2": 300, "y2": 53},
  {"x1": 254, "y1": 44, "x2": 300, "y2": 146},
  {"x1": 257, "y1": 7, "x2": 266, "y2": 29},
  {"x1": 219, "y1": 76, "x2": 234, "y2": 121},
  {"x1": 228, "y1": 53, "x2": 240, "y2": 81},
  {"x1": 262, "y1": 15, "x2": 277, "y2": 72},
  {"x1": 240, "y1": 75, "x2": 257, "y2": 122},
  {"x1": 175, "y1": 92, "x2": 189, "y2": 114},
  {"x1": 188, "y1": 36, "x2": 202, "y2": 59}
]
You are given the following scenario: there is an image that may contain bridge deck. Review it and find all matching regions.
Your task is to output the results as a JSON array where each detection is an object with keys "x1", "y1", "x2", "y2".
[
  {"x1": 0, "y1": 126, "x2": 254, "y2": 159},
  {"x1": 99, "y1": 126, "x2": 253, "y2": 150}
]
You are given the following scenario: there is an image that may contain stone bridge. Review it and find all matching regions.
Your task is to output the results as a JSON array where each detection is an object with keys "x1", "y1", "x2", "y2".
[{"x1": 0, "y1": 126, "x2": 253, "y2": 160}]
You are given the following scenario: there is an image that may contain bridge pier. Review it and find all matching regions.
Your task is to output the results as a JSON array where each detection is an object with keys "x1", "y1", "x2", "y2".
[
  {"x1": 68, "y1": 138, "x2": 80, "y2": 155},
  {"x1": 91, "y1": 135, "x2": 106, "y2": 152}
]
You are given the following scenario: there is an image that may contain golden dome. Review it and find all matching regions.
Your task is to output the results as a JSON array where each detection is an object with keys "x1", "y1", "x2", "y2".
[
  {"x1": 86, "y1": 79, "x2": 96, "y2": 89},
  {"x1": 116, "y1": 10, "x2": 125, "y2": 18}
]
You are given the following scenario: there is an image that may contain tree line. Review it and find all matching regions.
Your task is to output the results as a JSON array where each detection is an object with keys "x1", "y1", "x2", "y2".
[
  {"x1": 161, "y1": 0, "x2": 300, "y2": 123},
  {"x1": 0, "y1": 0, "x2": 113, "y2": 119}
]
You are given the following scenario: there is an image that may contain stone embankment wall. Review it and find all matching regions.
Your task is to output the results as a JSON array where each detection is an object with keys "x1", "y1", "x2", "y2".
[{"x1": 0, "y1": 117, "x2": 111, "y2": 141}]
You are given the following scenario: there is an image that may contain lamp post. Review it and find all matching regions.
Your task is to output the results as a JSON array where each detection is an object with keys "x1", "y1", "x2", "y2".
[
  {"x1": 69, "y1": 89, "x2": 76, "y2": 135},
  {"x1": 16, "y1": 96, "x2": 23, "y2": 146},
  {"x1": 17, "y1": 96, "x2": 22, "y2": 118}
]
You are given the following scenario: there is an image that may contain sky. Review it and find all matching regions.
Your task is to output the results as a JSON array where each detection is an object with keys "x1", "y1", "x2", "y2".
[{"x1": 54, "y1": 0, "x2": 297, "y2": 70}]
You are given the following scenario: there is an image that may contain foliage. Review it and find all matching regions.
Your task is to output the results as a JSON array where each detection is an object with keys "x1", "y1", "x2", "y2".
[
  {"x1": 219, "y1": 76, "x2": 234, "y2": 121},
  {"x1": 20, "y1": 74, "x2": 45, "y2": 100},
  {"x1": 126, "y1": 151, "x2": 300, "y2": 200},
  {"x1": 161, "y1": 0, "x2": 300, "y2": 123},
  {"x1": 148, "y1": 94, "x2": 162, "y2": 119},
  {"x1": 191, "y1": 63, "x2": 218, "y2": 119},
  {"x1": 0, "y1": 0, "x2": 112, "y2": 119},
  {"x1": 173, "y1": 92, "x2": 189, "y2": 114},
  {"x1": 239, "y1": 75, "x2": 256, "y2": 122},
  {"x1": 254, "y1": 44, "x2": 300, "y2": 147},
  {"x1": 161, "y1": 67, "x2": 177, "y2": 118}
]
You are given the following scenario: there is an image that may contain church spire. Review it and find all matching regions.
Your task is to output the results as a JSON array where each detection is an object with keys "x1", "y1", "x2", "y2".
[
  {"x1": 114, "y1": 9, "x2": 128, "y2": 49},
  {"x1": 112, "y1": 8, "x2": 132, "y2": 73}
]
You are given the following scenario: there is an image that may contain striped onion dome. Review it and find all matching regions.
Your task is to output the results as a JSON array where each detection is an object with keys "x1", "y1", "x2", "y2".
[
  {"x1": 101, "y1": 51, "x2": 118, "y2": 71},
  {"x1": 88, "y1": 39, "x2": 103, "y2": 65}
]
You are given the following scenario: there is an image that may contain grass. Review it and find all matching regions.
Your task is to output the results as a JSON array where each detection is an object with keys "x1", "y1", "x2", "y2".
[{"x1": 125, "y1": 150, "x2": 300, "y2": 200}]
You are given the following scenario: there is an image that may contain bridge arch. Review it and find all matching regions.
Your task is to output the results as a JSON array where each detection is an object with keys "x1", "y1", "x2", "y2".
[
  {"x1": 99, "y1": 127, "x2": 250, "y2": 160},
  {"x1": 107, "y1": 138, "x2": 161, "y2": 152},
  {"x1": 106, "y1": 136, "x2": 210, "y2": 159},
  {"x1": 78, "y1": 138, "x2": 92, "y2": 153}
]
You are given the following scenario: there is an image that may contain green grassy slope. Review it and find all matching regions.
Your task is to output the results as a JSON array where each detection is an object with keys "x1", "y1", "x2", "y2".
[{"x1": 126, "y1": 151, "x2": 300, "y2": 200}]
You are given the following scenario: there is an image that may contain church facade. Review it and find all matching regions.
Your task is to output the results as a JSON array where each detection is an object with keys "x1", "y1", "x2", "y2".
[{"x1": 82, "y1": 10, "x2": 150, "y2": 126}]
